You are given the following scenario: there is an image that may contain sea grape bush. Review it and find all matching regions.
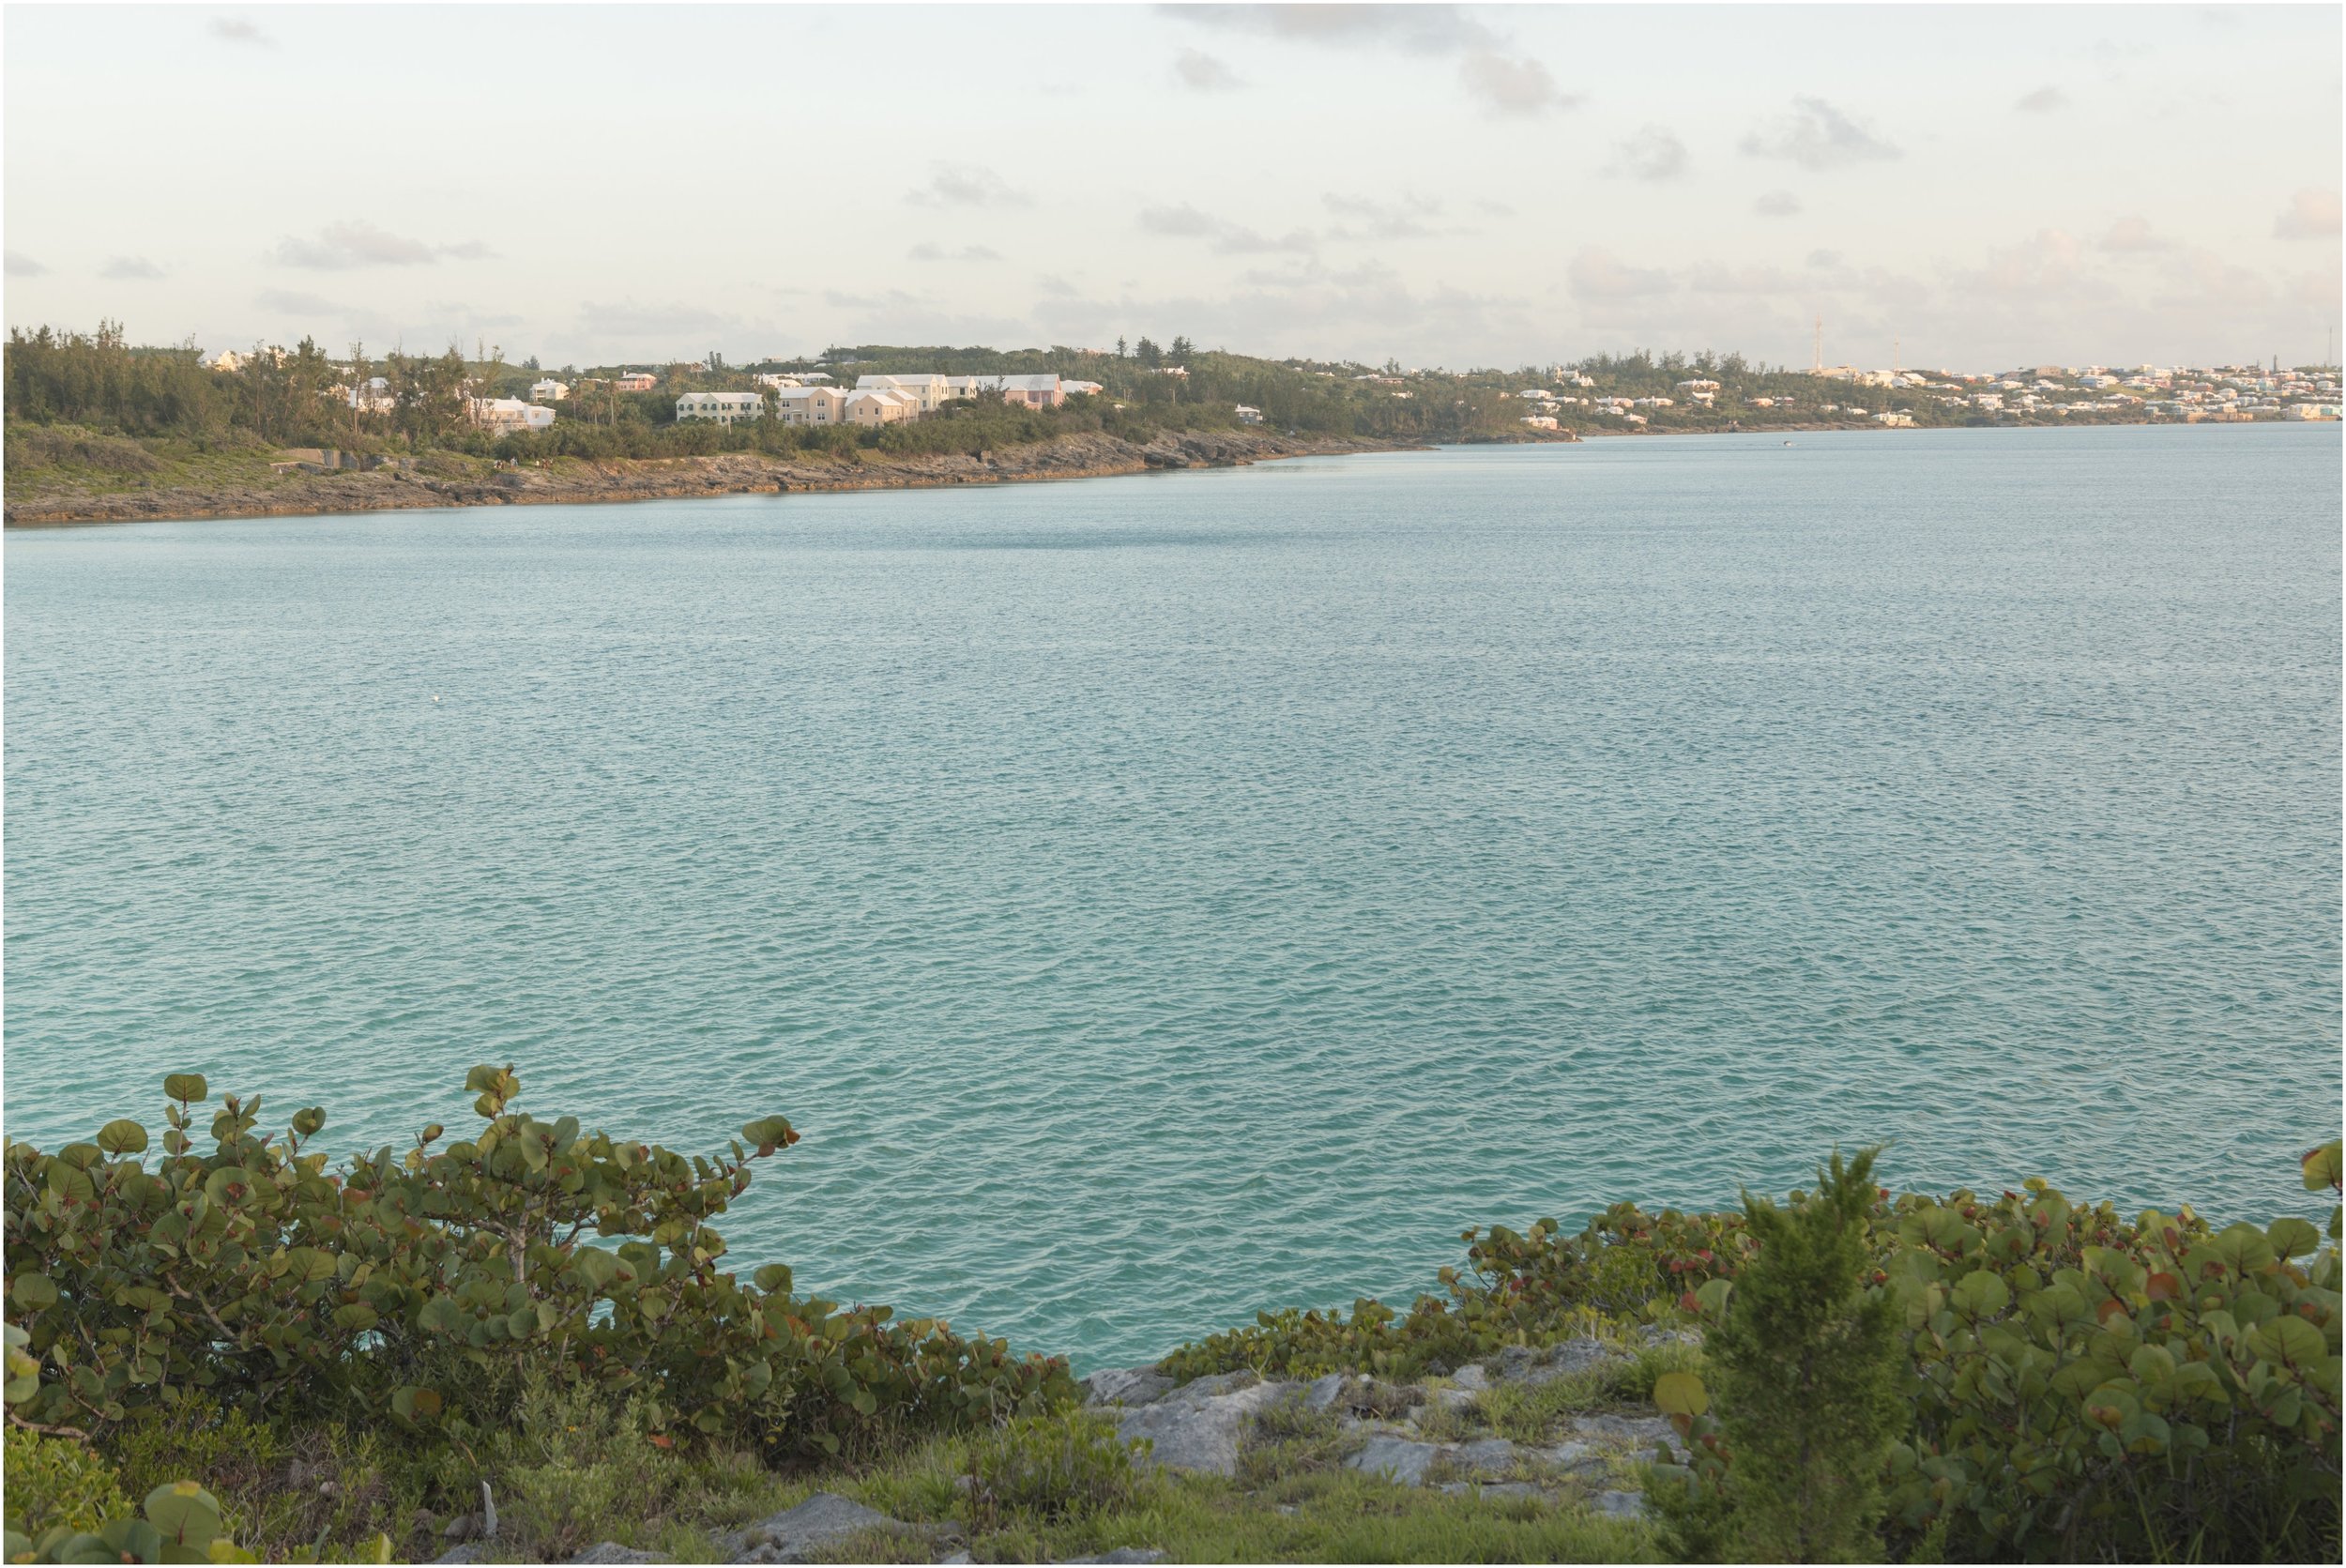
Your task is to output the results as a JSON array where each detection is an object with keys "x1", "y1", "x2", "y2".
[
  {"x1": 3, "y1": 1068, "x2": 1074, "y2": 1467},
  {"x1": 1169, "y1": 1143, "x2": 2342, "y2": 1561}
]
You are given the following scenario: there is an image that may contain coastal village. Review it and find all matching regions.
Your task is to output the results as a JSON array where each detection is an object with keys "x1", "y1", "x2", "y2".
[{"x1": 191, "y1": 343, "x2": 2346, "y2": 442}]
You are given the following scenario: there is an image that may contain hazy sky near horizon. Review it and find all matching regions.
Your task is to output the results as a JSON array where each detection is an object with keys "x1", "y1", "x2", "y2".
[{"x1": 5, "y1": 3, "x2": 2340, "y2": 370}]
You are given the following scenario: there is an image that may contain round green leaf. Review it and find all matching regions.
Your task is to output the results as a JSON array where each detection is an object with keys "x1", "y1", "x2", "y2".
[
  {"x1": 1952, "y1": 1269, "x2": 2010, "y2": 1317},
  {"x1": 1653, "y1": 1371, "x2": 1709, "y2": 1417},
  {"x1": 2266, "y1": 1216, "x2": 2321, "y2": 1259},
  {"x1": 145, "y1": 1482, "x2": 224, "y2": 1545},
  {"x1": 162, "y1": 1074, "x2": 209, "y2": 1104},
  {"x1": 10, "y1": 1272, "x2": 58, "y2": 1310},
  {"x1": 96, "y1": 1119, "x2": 150, "y2": 1156}
]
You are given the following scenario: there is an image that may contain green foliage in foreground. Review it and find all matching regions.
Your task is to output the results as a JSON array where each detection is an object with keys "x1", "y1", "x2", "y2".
[
  {"x1": 3, "y1": 1068, "x2": 1071, "y2": 1468},
  {"x1": 1170, "y1": 1141, "x2": 2344, "y2": 1562},
  {"x1": 1648, "y1": 1149, "x2": 1905, "y2": 1562}
]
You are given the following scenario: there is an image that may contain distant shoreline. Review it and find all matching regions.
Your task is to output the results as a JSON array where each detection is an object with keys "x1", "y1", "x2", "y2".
[{"x1": 2, "y1": 428, "x2": 1441, "y2": 529}]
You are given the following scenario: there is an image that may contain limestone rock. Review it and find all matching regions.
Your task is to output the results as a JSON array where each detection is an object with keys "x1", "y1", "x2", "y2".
[
  {"x1": 570, "y1": 1545, "x2": 663, "y2": 1564},
  {"x1": 724, "y1": 1493, "x2": 912, "y2": 1563},
  {"x1": 1592, "y1": 1489, "x2": 1649, "y2": 1520},
  {"x1": 1450, "y1": 1363, "x2": 1491, "y2": 1393},
  {"x1": 1345, "y1": 1435, "x2": 1450, "y2": 1486},
  {"x1": 1440, "y1": 1481, "x2": 1543, "y2": 1500},
  {"x1": 1116, "y1": 1377, "x2": 1291, "y2": 1477},
  {"x1": 1083, "y1": 1365, "x2": 1175, "y2": 1408},
  {"x1": 1572, "y1": 1413, "x2": 1672, "y2": 1448},
  {"x1": 1301, "y1": 1373, "x2": 1350, "y2": 1411},
  {"x1": 1065, "y1": 1551, "x2": 1169, "y2": 1564}
]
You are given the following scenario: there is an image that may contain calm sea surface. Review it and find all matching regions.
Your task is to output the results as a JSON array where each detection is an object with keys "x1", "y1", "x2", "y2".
[{"x1": 7, "y1": 426, "x2": 2339, "y2": 1369}]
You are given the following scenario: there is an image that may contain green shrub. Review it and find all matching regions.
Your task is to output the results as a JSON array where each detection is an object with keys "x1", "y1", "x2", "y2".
[
  {"x1": 2, "y1": 1427, "x2": 133, "y2": 1537},
  {"x1": 3, "y1": 1068, "x2": 1074, "y2": 1471},
  {"x1": 1650, "y1": 1148, "x2": 1904, "y2": 1563},
  {"x1": 960, "y1": 1408, "x2": 1146, "y2": 1534},
  {"x1": 491, "y1": 1377, "x2": 681, "y2": 1560}
]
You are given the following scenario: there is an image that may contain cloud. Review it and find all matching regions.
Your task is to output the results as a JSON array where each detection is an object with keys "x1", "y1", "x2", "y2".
[
  {"x1": 1458, "y1": 50, "x2": 1577, "y2": 116},
  {"x1": 1960, "y1": 228, "x2": 2091, "y2": 297},
  {"x1": 576, "y1": 299, "x2": 742, "y2": 339},
  {"x1": 1805, "y1": 250, "x2": 1842, "y2": 269},
  {"x1": 906, "y1": 162, "x2": 1031, "y2": 208},
  {"x1": 1322, "y1": 191, "x2": 1450, "y2": 240},
  {"x1": 2273, "y1": 188, "x2": 2341, "y2": 241},
  {"x1": 2015, "y1": 85, "x2": 2067, "y2": 113},
  {"x1": 99, "y1": 256, "x2": 164, "y2": 281},
  {"x1": 254, "y1": 287, "x2": 351, "y2": 316},
  {"x1": 908, "y1": 243, "x2": 1003, "y2": 263},
  {"x1": 272, "y1": 221, "x2": 493, "y2": 269},
  {"x1": 1169, "y1": 5, "x2": 1497, "y2": 53},
  {"x1": 1174, "y1": 49, "x2": 1241, "y2": 90},
  {"x1": 1170, "y1": 4, "x2": 1571, "y2": 118},
  {"x1": 2098, "y1": 215, "x2": 2169, "y2": 253},
  {"x1": 1567, "y1": 247, "x2": 1673, "y2": 300},
  {"x1": 6, "y1": 251, "x2": 48, "y2": 277},
  {"x1": 1688, "y1": 264, "x2": 1804, "y2": 295},
  {"x1": 1607, "y1": 125, "x2": 1688, "y2": 182},
  {"x1": 1753, "y1": 190, "x2": 1801, "y2": 217},
  {"x1": 1138, "y1": 203, "x2": 1316, "y2": 255},
  {"x1": 1740, "y1": 98, "x2": 1899, "y2": 171},
  {"x1": 209, "y1": 16, "x2": 270, "y2": 45}
]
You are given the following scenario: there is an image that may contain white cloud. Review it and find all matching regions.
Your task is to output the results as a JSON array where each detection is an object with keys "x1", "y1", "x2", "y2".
[
  {"x1": 209, "y1": 17, "x2": 270, "y2": 46},
  {"x1": 100, "y1": 256, "x2": 165, "y2": 280},
  {"x1": 2273, "y1": 188, "x2": 2341, "y2": 241},
  {"x1": 2098, "y1": 216, "x2": 2169, "y2": 253},
  {"x1": 272, "y1": 221, "x2": 492, "y2": 269},
  {"x1": 908, "y1": 243, "x2": 1003, "y2": 263},
  {"x1": 1322, "y1": 191, "x2": 1450, "y2": 240},
  {"x1": 1568, "y1": 248, "x2": 1673, "y2": 300},
  {"x1": 1174, "y1": 49, "x2": 1242, "y2": 91},
  {"x1": 1753, "y1": 190, "x2": 1802, "y2": 218},
  {"x1": 1741, "y1": 98, "x2": 1900, "y2": 171},
  {"x1": 1607, "y1": 126, "x2": 1688, "y2": 182},
  {"x1": 2016, "y1": 85, "x2": 2067, "y2": 113},
  {"x1": 906, "y1": 163, "x2": 1032, "y2": 208},
  {"x1": 1139, "y1": 203, "x2": 1316, "y2": 255},
  {"x1": 7, "y1": 251, "x2": 49, "y2": 277},
  {"x1": 1458, "y1": 50, "x2": 1577, "y2": 116},
  {"x1": 576, "y1": 299, "x2": 746, "y2": 340}
]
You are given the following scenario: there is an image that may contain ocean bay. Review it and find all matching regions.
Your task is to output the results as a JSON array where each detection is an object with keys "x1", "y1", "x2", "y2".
[{"x1": 6, "y1": 424, "x2": 2338, "y2": 1370}]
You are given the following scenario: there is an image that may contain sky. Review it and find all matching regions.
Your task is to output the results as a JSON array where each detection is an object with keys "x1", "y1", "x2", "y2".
[{"x1": 4, "y1": 2, "x2": 2340, "y2": 371}]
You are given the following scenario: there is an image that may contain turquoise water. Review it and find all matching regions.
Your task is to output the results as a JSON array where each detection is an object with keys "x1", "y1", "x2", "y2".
[{"x1": 6, "y1": 426, "x2": 2339, "y2": 1370}]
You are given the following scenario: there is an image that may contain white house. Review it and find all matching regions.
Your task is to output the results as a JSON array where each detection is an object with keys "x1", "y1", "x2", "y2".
[
  {"x1": 676, "y1": 391, "x2": 766, "y2": 425},
  {"x1": 1519, "y1": 415, "x2": 1559, "y2": 430},
  {"x1": 1235, "y1": 404, "x2": 1264, "y2": 425},
  {"x1": 469, "y1": 397, "x2": 556, "y2": 434},
  {"x1": 530, "y1": 379, "x2": 570, "y2": 403},
  {"x1": 205, "y1": 349, "x2": 247, "y2": 373},
  {"x1": 345, "y1": 376, "x2": 395, "y2": 414}
]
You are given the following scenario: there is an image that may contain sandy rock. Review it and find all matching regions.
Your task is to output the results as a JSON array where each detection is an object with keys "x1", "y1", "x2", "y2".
[
  {"x1": 724, "y1": 1492, "x2": 912, "y2": 1563},
  {"x1": 1448, "y1": 1438, "x2": 1523, "y2": 1477},
  {"x1": 1493, "y1": 1339, "x2": 1633, "y2": 1388}
]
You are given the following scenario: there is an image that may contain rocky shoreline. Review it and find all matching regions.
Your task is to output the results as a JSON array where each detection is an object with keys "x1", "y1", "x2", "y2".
[
  {"x1": 3, "y1": 430, "x2": 1423, "y2": 528},
  {"x1": 480, "y1": 1334, "x2": 1679, "y2": 1566}
]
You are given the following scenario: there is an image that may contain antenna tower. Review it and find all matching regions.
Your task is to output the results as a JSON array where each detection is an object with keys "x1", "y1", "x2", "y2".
[{"x1": 1812, "y1": 315, "x2": 1822, "y2": 373}]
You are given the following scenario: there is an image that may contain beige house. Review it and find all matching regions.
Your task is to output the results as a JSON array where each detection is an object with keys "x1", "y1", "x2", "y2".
[
  {"x1": 469, "y1": 397, "x2": 556, "y2": 434},
  {"x1": 855, "y1": 373, "x2": 949, "y2": 413},
  {"x1": 773, "y1": 386, "x2": 847, "y2": 426},
  {"x1": 844, "y1": 388, "x2": 915, "y2": 426},
  {"x1": 612, "y1": 372, "x2": 657, "y2": 392}
]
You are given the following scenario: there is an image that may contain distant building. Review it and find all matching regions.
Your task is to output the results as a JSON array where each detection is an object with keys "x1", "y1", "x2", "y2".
[
  {"x1": 1235, "y1": 404, "x2": 1264, "y2": 425},
  {"x1": 1519, "y1": 415, "x2": 1559, "y2": 430},
  {"x1": 345, "y1": 376, "x2": 395, "y2": 414},
  {"x1": 1873, "y1": 410, "x2": 1915, "y2": 427},
  {"x1": 676, "y1": 391, "x2": 765, "y2": 425},
  {"x1": 469, "y1": 397, "x2": 556, "y2": 434},
  {"x1": 530, "y1": 379, "x2": 569, "y2": 403},
  {"x1": 612, "y1": 372, "x2": 657, "y2": 392},
  {"x1": 994, "y1": 373, "x2": 1065, "y2": 409},
  {"x1": 843, "y1": 388, "x2": 915, "y2": 425},
  {"x1": 204, "y1": 349, "x2": 247, "y2": 373},
  {"x1": 1061, "y1": 380, "x2": 1104, "y2": 397},
  {"x1": 856, "y1": 373, "x2": 950, "y2": 413},
  {"x1": 772, "y1": 386, "x2": 847, "y2": 426}
]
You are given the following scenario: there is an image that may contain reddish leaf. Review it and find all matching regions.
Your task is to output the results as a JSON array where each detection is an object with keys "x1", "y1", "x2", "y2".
[{"x1": 2145, "y1": 1272, "x2": 2183, "y2": 1301}]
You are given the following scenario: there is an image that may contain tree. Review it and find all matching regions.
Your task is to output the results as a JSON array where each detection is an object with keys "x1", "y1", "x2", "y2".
[
  {"x1": 1168, "y1": 335, "x2": 1193, "y2": 364},
  {"x1": 1659, "y1": 1148, "x2": 1905, "y2": 1562},
  {"x1": 1115, "y1": 336, "x2": 1127, "y2": 358},
  {"x1": 1134, "y1": 336, "x2": 1162, "y2": 369}
]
